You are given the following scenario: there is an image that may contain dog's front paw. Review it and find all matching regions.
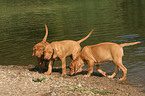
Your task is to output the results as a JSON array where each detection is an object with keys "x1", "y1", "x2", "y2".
[
  {"x1": 83, "y1": 75, "x2": 90, "y2": 77},
  {"x1": 107, "y1": 75, "x2": 114, "y2": 79},
  {"x1": 119, "y1": 77, "x2": 126, "y2": 81},
  {"x1": 33, "y1": 71, "x2": 39, "y2": 74},
  {"x1": 61, "y1": 73, "x2": 67, "y2": 77},
  {"x1": 44, "y1": 72, "x2": 51, "y2": 75}
]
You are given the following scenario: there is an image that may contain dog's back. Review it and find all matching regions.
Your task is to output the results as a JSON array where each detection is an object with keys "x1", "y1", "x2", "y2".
[
  {"x1": 81, "y1": 42, "x2": 124, "y2": 63},
  {"x1": 52, "y1": 40, "x2": 81, "y2": 58}
]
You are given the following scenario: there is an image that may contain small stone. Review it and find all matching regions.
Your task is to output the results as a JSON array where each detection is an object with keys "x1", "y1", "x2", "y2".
[
  {"x1": 51, "y1": 91, "x2": 56, "y2": 96},
  {"x1": 78, "y1": 83, "x2": 82, "y2": 87}
]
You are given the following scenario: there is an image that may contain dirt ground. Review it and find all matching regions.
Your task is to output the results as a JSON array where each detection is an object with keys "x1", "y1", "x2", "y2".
[{"x1": 0, "y1": 65, "x2": 144, "y2": 96}]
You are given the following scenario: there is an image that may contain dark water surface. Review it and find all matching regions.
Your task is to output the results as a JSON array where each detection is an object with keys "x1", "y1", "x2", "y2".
[{"x1": 0, "y1": 0, "x2": 145, "y2": 92}]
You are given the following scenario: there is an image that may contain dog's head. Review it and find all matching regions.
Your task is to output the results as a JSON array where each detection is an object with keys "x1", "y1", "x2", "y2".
[
  {"x1": 32, "y1": 42, "x2": 48, "y2": 58},
  {"x1": 44, "y1": 44, "x2": 53, "y2": 60},
  {"x1": 69, "y1": 56, "x2": 84, "y2": 75}
]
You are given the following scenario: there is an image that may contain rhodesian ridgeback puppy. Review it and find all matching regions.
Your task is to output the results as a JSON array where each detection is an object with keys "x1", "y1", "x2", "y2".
[
  {"x1": 44, "y1": 29, "x2": 94, "y2": 76},
  {"x1": 70, "y1": 42, "x2": 141, "y2": 80},
  {"x1": 32, "y1": 24, "x2": 49, "y2": 72}
]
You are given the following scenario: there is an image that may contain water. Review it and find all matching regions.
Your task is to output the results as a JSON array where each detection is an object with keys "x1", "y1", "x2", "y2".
[{"x1": 0, "y1": 0, "x2": 145, "y2": 92}]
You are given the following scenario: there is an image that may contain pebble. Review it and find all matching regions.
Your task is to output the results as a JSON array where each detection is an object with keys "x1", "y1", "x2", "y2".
[
  {"x1": 0, "y1": 65, "x2": 144, "y2": 96},
  {"x1": 51, "y1": 91, "x2": 56, "y2": 96},
  {"x1": 78, "y1": 83, "x2": 82, "y2": 87}
]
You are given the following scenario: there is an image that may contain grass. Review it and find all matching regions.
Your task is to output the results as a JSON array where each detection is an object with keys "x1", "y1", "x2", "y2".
[
  {"x1": 66, "y1": 88, "x2": 113, "y2": 95},
  {"x1": 61, "y1": 85, "x2": 114, "y2": 95},
  {"x1": 32, "y1": 78, "x2": 46, "y2": 82}
]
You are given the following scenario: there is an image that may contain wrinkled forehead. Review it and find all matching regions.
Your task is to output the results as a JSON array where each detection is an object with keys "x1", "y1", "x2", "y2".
[
  {"x1": 45, "y1": 45, "x2": 53, "y2": 50},
  {"x1": 34, "y1": 43, "x2": 45, "y2": 49}
]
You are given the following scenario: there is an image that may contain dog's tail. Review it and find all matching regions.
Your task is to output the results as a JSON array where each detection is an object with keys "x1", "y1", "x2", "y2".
[
  {"x1": 42, "y1": 24, "x2": 48, "y2": 42},
  {"x1": 77, "y1": 29, "x2": 94, "y2": 44},
  {"x1": 120, "y1": 41, "x2": 141, "y2": 47}
]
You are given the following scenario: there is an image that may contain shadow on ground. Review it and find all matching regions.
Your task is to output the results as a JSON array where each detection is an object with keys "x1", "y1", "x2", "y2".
[{"x1": 28, "y1": 65, "x2": 113, "y2": 78}]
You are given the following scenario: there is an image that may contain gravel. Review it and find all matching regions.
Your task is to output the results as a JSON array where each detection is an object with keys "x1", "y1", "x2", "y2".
[{"x1": 0, "y1": 65, "x2": 144, "y2": 96}]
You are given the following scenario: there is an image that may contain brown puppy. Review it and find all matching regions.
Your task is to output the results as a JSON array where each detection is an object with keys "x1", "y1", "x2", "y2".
[
  {"x1": 32, "y1": 24, "x2": 49, "y2": 72},
  {"x1": 44, "y1": 29, "x2": 94, "y2": 76},
  {"x1": 70, "y1": 42, "x2": 141, "y2": 81}
]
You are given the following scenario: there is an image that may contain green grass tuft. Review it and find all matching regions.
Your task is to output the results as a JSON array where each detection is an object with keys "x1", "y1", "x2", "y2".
[
  {"x1": 32, "y1": 78, "x2": 46, "y2": 82},
  {"x1": 66, "y1": 87, "x2": 114, "y2": 95}
]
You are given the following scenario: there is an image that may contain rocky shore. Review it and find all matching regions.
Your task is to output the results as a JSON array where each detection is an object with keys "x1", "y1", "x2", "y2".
[{"x1": 0, "y1": 65, "x2": 144, "y2": 96}]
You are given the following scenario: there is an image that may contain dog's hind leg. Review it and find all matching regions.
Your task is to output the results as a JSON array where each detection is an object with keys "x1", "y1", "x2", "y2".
[
  {"x1": 118, "y1": 63, "x2": 127, "y2": 81},
  {"x1": 107, "y1": 64, "x2": 120, "y2": 79},
  {"x1": 112, "y1": 58, "x2": 127, "y2": 80}
]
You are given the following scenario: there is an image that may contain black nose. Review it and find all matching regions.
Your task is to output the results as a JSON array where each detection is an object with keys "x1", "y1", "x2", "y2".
[
  {"x1": 36, "y1": 54, "x2": 39, "y2": 57},
  {"x1": 35, "y1": 54, "x2": 41, "y2": 58}
]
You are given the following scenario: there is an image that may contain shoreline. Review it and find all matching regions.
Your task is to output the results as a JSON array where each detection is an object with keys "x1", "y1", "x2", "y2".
[{"x1": 0, "y1": 65, "x2": 144, "y2": 96}]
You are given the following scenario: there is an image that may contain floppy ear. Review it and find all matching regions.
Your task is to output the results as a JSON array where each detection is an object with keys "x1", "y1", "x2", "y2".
[
  {"x1": 53, "y1": 43, "x2": 64, "y2": 58},
  {"x1": 50, "y1": 45, "x2": 57, "y2": 59},
  {"x1": 70, "y1": 61, "x2": 74, "y2": 69},
  {"x1": 74, "y1": 62, "x2": 78, "y2": 73},
  {"x1": 73, "y1": 57, "x2": 80, "y2": 74},
  {"x1": 32, "y1": 47, "x2": 35, "y2": 56},
  {"x1": 52, "y1": 49, "x2": 57, "y2": 59},
  {"x1": 69, "y1": 61, "x2": 75, "y2": 75},
  {"x1": 74, "y1": 56, "x2": 84, "y2": 73}
]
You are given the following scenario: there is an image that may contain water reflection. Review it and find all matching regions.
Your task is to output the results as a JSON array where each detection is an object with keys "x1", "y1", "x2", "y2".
[{"x1": 0, "y1": 0, "x2": 145, "y2": 92}]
